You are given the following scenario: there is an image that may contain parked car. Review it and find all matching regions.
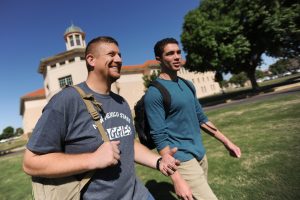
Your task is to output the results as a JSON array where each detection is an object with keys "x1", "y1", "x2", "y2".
[
  {"x1": 271, "y1": 75, "x2": 278, "y2": 79},
  {"x1": 283, "y1": 72, "x2": 292, "y2": 76},
  {"x1": 263, "y1": 76, "x2": 271, "y2": 81},
  {"x1": 257, "y1": 78, "x2": 263, "y2": 83}
]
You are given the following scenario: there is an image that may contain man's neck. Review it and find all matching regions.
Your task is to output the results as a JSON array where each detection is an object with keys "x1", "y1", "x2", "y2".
[
  {"x1": 159, "y1": 68, "x2": 178, "y2": 81},
  {"x1": 85, "y1": 74, "x2": 111, "y2": 95}
]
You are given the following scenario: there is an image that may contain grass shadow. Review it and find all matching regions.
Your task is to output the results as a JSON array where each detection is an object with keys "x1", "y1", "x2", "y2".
[{"x1": 145, "y1": 180, "x2": 177, "y2": 200}]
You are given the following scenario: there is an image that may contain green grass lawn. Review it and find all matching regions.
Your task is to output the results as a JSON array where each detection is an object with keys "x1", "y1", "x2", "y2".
[{"x1": 0, "y1": 92, "x2": 299, "y2": 200}]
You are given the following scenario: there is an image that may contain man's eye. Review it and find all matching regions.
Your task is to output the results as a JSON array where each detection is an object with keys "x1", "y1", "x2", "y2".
[
  {"x1": 108, "y1": 52, "x2": 115, "y2": 57},
  {"x1": 166, "y1": 52, "x2": 174, "y2": 56}
]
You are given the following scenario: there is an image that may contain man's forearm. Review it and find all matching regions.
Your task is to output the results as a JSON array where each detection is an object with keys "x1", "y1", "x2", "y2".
[
  {"x1": 134, "y1": 141, "x2": 160, "y2": 169},
  {"x1": 201, "y1": 121, "x2": 242, "y2": 158},
  {"x1": 23, "y1": 149, "x2": 95, "y2": 178},
  {"x1": 201, "y1": 121, "x2": 230, "y2": 145},
  {"x1": 23, "y1": 141, "x2": 121, "y2": 178}
]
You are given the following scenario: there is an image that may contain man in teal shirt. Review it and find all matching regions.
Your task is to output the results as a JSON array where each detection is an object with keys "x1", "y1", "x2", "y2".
[{"x1": 144, "y1": 38, "x2": 242, "y2": 200}]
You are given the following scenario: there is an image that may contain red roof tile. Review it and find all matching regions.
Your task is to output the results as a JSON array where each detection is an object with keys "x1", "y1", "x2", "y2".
[
  {"x1": 121, "y1": 60, "x2": 160, "y2": 71},
  {"x1": 22, "y1": 88, "x2": 45, "y2": 99}
]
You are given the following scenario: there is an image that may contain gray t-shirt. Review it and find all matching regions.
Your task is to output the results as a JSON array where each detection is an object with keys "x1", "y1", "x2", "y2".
[{"x1": 27, "y1": 82, "x2": 149, "y2": 200}]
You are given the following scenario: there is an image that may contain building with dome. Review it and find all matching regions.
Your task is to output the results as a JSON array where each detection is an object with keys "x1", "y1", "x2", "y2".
[{"x1": 20, "y1": 24, "x2": 221, "y2": 135}]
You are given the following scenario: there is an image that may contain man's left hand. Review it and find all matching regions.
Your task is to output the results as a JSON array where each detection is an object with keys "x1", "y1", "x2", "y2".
[{"x1": 225, "y1": 142, "x2": 241, "y2": 158}]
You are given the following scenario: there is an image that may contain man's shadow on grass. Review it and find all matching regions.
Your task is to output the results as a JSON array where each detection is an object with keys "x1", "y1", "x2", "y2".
[{"x1": 145, "y1": 180, "x2": 177, "y2": 200}]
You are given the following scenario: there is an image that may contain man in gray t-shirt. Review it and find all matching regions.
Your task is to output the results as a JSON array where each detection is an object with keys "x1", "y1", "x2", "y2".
[{"x1": 23, "y1": 36, "x2": 179, "y2": 200}]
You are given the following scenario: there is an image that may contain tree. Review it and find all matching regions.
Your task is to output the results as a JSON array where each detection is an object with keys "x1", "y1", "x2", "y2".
[
  {"x1": 229, "y1": 72, "x2": 248, "y2": 87},
  {"x1": 15, "y1": 128, "x2": 24, "y2": 136},
  {"x1": 181, "y1": 0, "x2": 300, "y2": 91},
  {"x1": 269, "y1": 59, "x2": 289, "y2": 75},
  {"x1": 0, "y1": 126, "x2": 14, "y2": 140},
  {"x1": 255, "y1": 69, "x2": 265, "y2": 79},
  {"x1": 270, "y1": 56, "x2": 300, "y2": 74},
  {"x1": 143, "y1": 70, "x2": 160, "y2": 89}
]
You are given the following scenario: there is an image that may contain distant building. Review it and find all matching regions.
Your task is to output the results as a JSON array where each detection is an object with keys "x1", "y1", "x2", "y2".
[{"x1": 20, "y1": 25, "x2": 221, "y2": 135}]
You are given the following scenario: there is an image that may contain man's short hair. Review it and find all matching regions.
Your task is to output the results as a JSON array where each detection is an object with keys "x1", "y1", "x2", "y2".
[
  {"x1": 154, "y1": 38, "x2": 179, "y2": 58},
  {"x1": 85, "y1": 36, "x2": 119, "y2": 72}
]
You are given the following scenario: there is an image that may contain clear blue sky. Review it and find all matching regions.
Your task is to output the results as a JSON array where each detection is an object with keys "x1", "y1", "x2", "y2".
[{"x1": 0, "y1": 0, "x2": 276, "y2": 132}]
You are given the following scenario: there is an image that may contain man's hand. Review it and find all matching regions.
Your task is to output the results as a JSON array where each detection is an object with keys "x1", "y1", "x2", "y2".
[
  {"x1": 159, "y1": 147, "x2": 180, "y2": 176},
  {"x1": 90, "y1": 141, "x2": 121, "y2": 169},
  {"x1": 172, "y1": 172, "x2": 194, "y2": 200},
  {"x1": 225, "y1": 141, "x2": 241, "y2": 158}
]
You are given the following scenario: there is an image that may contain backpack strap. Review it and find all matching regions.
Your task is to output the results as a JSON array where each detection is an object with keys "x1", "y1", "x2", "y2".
[
  {"x1": 72, "y1": 85, "x2": 109, "y2": 142},
  {"x1": 71, "y1": 85, "x2": 110, "y2": 190},
  {"x1": 148, "y1": 77, "x2": 195, "y2": 115},
  {"x1": 178, "y1": 77, "x2": 196, "y2": 96},
  {"x1": 149, "y1": 81, "x2": 171, "y2": 115}
]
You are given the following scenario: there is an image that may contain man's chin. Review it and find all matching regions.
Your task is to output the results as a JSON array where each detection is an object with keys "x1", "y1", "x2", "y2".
[
  {"x1": 173, "y1": 66, "x2": 181, "y2": 71},
  {"x1": 109, "y1": 74, "x2": 121, "y2": 82}
]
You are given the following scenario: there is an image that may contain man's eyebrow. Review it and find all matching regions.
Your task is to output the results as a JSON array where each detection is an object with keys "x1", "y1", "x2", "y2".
[
  {"x1": 106, "y1": 50, "x2": 118, "y2": 55},
  {"x1": 165, "y1": 50, "x2": 175, "y2": 55}
]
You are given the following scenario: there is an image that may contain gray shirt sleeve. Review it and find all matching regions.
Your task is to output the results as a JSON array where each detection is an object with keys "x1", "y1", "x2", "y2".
[{"x1": 27, "y1": 93, "x2": 67, "y2": 154}]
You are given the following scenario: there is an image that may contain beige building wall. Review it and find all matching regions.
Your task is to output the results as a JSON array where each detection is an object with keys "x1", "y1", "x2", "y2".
[
  {"x1": 22, "y1": 99, "x2": 47, "y2": 134},
  {"x1": 114, "y1": 73, "x2": 145, "y2": 108},
  {"x1": 178, "y1": 68, "x2": 220, "y2": 97},
  {"x1": 44, "y1": 58, "x2": 87, "y2": 100}
]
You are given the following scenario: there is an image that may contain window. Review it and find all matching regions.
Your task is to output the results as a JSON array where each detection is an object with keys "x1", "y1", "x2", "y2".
[
  {"x1": 59, "y1": 75, "x2": 73, "y2": 88},
  {"x1": 69, "y1": 58, "x2": 75, "y2": 63},
  {"x1": 50, "y1": 63, "x2": 56, "y2": 68},
  {"x1": 75, "y1": 35, "x2": 81, "y2": 46},
  {"x1": 80, "y1": 57, "x2": 85, "y2": 61},
  {"x1": 69, "y1": 35, "x2": 74, "y2": 47},
  {"x1": 197, "y1": 78, "x2": 200, "y2": 83},
  {"x1": 59, "y1": 61, "x2": 65, "y2": 66}
]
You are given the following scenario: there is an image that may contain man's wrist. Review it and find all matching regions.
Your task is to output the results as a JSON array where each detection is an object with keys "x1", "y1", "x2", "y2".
[
  {"x1": 156, "y1": 157, "x2": 162, "y2": 171},
  {"x1": 86, "y1": 152, "x2": 98, "y2": 170},
  {"x1": 170, "y1": 171, "x2": 181, "y2": 182}
]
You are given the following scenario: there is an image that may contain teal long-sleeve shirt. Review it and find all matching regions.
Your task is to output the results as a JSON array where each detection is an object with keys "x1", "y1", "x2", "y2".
[{"x1": 144, "y1": 78, "x2": 208, "y2": 162}]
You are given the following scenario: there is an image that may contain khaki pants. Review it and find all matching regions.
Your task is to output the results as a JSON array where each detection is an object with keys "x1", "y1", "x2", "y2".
[{"x1": 177, "y1": 155, "x2": 218, "y2": 200}]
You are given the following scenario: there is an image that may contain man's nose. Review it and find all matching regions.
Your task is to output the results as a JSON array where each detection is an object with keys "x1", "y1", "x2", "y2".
[
  {"x1": 174, "y1": 53, "x2": 181, "y2": 60},
  {"x1": 114, "y1": 54, "x2": 122, "y2": 64}
]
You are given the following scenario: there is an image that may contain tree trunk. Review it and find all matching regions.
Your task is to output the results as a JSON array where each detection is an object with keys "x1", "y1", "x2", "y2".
[{"x1": 247, "y1": 67, "x2": 259, "y2": 91}]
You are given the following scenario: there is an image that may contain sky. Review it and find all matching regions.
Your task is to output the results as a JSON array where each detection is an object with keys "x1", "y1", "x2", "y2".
[{"x1": 0, "y1": 0, "x2": 276, "y2": 132}]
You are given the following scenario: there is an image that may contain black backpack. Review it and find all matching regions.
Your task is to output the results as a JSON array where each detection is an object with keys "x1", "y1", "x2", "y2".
[{"x1": 134, "y1": 77, "x2": 195, "y2": 149}]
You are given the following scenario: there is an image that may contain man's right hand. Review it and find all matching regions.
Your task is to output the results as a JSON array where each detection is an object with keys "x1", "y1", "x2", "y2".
[
  {"x1": 90, "y1": 141, "x2": 121, "y2": 169},
  {"x1": 171, "y1": 172, "x2": 194, "y2": 200}
]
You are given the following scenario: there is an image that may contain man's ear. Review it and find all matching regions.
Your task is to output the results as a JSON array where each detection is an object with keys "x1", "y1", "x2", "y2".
[
  {"x1": 86, "y1": 54, "x2": 96, "y2": 67},
  {"x1": 155, "y1": 56, "x2": 161, "y2": 63}
]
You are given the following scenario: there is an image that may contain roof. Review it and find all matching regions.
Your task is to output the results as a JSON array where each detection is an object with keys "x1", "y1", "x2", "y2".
[
  {"x1": 121, "y1": 60, "x2": 186, "y2": 74},
  {"x1": 20, "y1": 88, "x2": 46, "y2": 116},
  {"x1": 21, "y1": 88, "x2": 45, "y2": 99},
  {"x1": 64, "y1": 24, "x2": 84, "y2": 35},
  {"x1": 121, "y1": 60, "x2": 160, "y2": 74}
]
